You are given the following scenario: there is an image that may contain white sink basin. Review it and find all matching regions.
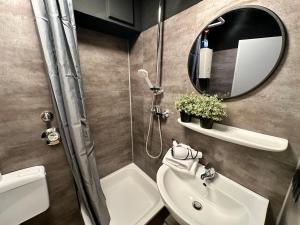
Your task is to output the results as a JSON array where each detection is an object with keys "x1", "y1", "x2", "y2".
[{"x1": 157, "y1": 164, "x2": 269, "y2": 225}]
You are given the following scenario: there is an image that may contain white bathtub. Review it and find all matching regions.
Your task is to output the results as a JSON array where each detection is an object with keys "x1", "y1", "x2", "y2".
[{"x1": 81, "y1": 163, "x2": 164, "y2": 225}]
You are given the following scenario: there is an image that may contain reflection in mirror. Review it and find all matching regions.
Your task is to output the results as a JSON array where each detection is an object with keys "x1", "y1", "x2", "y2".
[{"x1": 188, "y1": 6, "x2": 286, "y2": 99}]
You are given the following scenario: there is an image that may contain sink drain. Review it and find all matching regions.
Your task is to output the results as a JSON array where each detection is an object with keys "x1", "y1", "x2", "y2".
[{"x1": 192, "y1": 201, "x2": 202, "y2": 210}]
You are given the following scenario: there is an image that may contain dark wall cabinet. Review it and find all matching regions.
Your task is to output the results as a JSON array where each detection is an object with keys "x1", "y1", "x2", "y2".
[
  {"x1": 74, "y1": 0, "x2": 141, "y2": 38},
  {"x1": 73, "y1": 0, "x2": 201, "y2": 38},
  {"x1": 108, "y1": 0, "x2": 134, "y2": 25},
  {"x1": 141, "y1": 0, "x2": 201, "y2": 30}
]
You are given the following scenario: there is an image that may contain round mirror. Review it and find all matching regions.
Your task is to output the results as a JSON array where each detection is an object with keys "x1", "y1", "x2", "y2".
[{"x1": 188, "y1": 6, "x2": 286, "y2": 99}]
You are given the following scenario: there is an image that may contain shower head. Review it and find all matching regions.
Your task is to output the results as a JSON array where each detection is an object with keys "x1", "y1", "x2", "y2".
[{"x1": 138, "y1": 69, "x2": 154, "y2": 89}]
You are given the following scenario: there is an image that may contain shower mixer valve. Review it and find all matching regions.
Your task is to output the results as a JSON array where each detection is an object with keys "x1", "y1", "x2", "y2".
[{"x1": 151, "y1": 105, "x2": 169, "y2": 119}]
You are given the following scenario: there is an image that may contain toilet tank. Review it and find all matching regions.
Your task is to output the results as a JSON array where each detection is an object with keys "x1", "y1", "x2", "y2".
[{"x1": 0, "y1": 166, "x2": 49, "y2": 225}]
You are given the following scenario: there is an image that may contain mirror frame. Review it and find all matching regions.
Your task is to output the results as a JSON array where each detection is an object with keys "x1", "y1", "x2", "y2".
[{"x1": 187, "y1": 5, "x2": 287, "y2": 100}]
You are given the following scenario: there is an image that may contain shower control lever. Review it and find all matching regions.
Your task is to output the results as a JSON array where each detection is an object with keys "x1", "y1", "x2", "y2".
[
  {"x1": 151, "y1": 105, "x2": 169, "y2": 119},
  {"x1": 160, "y1": 109, "x2": 170, "y2": 119}
]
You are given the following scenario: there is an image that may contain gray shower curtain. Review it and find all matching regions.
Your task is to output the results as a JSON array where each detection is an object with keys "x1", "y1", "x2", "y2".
[{"x1": 30, "y1": 1, "x2": 110, "y2": 225}]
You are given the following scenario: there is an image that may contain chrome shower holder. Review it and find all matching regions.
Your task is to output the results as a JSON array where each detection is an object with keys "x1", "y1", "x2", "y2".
[{"x1": 150, "y1": 87, "x2": 164, "y2": 95}]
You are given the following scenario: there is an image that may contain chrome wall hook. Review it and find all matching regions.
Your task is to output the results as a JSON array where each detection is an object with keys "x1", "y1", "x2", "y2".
[{"x1": 41, "y1": 111, "x2": 54, "y2": 128}]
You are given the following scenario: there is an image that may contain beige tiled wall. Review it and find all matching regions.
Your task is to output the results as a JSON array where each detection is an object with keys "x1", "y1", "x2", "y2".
[
  {"x1": 0, "y1": 1, "x2": 131, "y2": 224},
  {"x1": 1, "y1": 0, "x2": 299, "y2": 224},
  {"x1": 78, "y1": 29, "x2": 132, "y2": 177},
  {"x1": 130, "y1": 0, "x2": 300, "y2": 223},
  {"x1": 0, "y1": 1, "x2": 83, "y2": 224}
]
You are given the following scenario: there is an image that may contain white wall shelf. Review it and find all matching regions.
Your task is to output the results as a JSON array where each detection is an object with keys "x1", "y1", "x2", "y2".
[{"x1": 178, "y1": 118, "x2": 288, "y2": 152}]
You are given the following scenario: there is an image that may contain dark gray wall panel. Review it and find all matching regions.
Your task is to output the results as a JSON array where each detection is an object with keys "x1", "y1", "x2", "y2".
[
  {"x1": 108, "y1": 0, "x2": 134, "y2": 25},
  {"x1": 73, "y1": 0, "x2": 107, "y2": 18}
]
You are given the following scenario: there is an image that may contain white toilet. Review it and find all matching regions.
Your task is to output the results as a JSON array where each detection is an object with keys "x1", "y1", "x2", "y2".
[{"x1": 0, "y1": 166, "x2": 49, "y2": 225}]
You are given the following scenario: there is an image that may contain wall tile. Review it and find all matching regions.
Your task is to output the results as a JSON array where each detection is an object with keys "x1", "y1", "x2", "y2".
[
  {"x1": 0, "y1": 1, "x2": 83, "y2": 224},
  {"x1": 0, "y1": 1, "x2": 131, "y2": 225},
  {"x1": 78, "y1": 28, "x2": 132, "y2": 178},
  {"x1": 130, "y1": 0, "x2": 300, "y2": 222}
]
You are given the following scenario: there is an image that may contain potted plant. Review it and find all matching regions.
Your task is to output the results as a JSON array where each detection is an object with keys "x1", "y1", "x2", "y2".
[
  {"x1": 175, "y1": 93, "x2": 197, "y2": 122},
  {"x1": 191, "y1": 95, "x2": 227, "y2": 129}
]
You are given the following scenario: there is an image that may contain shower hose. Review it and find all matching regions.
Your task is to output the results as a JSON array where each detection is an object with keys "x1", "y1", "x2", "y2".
[{"x1": 145, "y1": 94, "x2": 163, "y2": 159}]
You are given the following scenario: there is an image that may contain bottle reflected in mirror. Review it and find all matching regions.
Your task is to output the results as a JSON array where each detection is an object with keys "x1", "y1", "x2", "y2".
[{"x1": 198, "y1": 29, "x2": 213, "y2": 92}]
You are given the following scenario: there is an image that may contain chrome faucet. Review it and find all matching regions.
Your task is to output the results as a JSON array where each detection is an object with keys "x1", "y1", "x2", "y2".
[{"x1": 200, "y1": 164, "x2": 216, "y2": 180}]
